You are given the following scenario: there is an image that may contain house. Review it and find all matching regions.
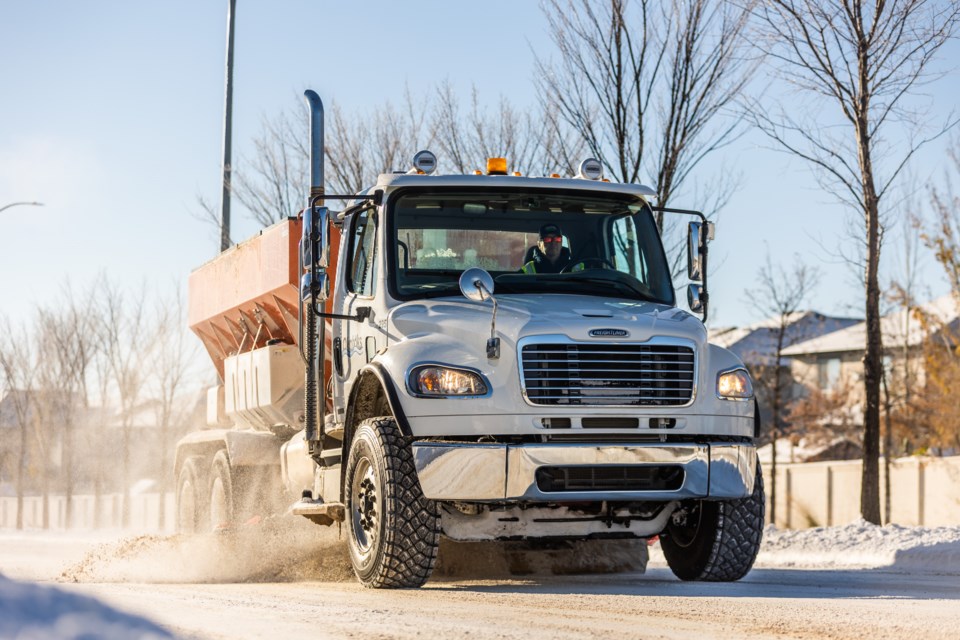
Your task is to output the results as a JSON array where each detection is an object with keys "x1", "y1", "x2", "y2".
[
  {"x1": 781, "y1": 295, "x2": 959, "y2": 402},
  {"x1": 710, "y1": 311, "x2": 860, "y2": 431},
  {"x1": 779, "y1": 295, "x2": 960, "y2": 457},
  {"x1": 711, "y1": 311, "x2": 861, "y2": 366}
]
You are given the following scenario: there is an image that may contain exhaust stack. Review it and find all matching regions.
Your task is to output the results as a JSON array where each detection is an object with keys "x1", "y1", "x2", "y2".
[
  {"x1": 301, "y1": 89, "x2": 325, "y2": 464},
  {"x1": 304, "y1": 89, "x2": 325, "y2": 202}
]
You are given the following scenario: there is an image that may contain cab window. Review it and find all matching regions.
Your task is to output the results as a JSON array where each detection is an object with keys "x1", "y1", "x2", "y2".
[
  {"x1": 348, "y1": 208, "x2": 378, "y2": 297},
  {"x1": 610, "y1": 215, "x2": 648, "y2": 281}
]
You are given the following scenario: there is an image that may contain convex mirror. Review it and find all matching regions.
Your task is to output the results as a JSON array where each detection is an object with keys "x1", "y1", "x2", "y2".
[
  {"x1": 687, "y1": 283, "x2": 704, "y2": 314},
  {"x1": 301, "y1": 206, "x2": 330, "y2": 269},
  {"x1": 687, "y1": 221, "x2": 703, "y2": 282},
  {"x1": 300, "y1": 272, "x2": 330, "y2": 305},
  {"x1": 459, "y1": 268, "x2": 495, "y2": 302}
]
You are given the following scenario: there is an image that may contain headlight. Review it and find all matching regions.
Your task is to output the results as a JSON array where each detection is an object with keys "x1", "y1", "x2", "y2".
[
  {"x1": 409, "y1": 365, "x2": 488, "y2": 397},
  {"x1": 717, "y1": 368, "x2": 753, "y2": 400}
]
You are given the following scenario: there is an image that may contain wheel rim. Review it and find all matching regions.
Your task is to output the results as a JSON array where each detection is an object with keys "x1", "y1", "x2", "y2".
[
  {"x1": 210, "y1": 477, "x2": 228, "y2": 531},
  {"x1": 178, "y1": 479, "x2": 196, "y2": 533},
  {"x1": 350, "y1": 457, "x2": 379, "y2": 556},
  {"x1": 668, "y1": 502, "x2": 704, "y2": 548}
]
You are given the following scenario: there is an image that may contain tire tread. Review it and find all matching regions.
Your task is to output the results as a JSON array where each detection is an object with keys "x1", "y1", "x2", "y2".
[
  {"x1": 350, "y1": 417, "x2": 440, "y2": 588},
  {"x1": 662, "y1": 463, "x2": 765, "y2": 582}
]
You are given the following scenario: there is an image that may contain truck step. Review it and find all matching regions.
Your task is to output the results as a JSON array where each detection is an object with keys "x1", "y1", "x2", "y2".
[
  {"x1": 291, "y1": 498, "x2": 346, "y2": 527},
  {"x1": 318, "y1": 448, "x2": 342, "y2": 466}
]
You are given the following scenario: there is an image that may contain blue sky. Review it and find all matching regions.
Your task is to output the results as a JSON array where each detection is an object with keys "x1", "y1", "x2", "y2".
[{"x1": 1, "y1": 1, "x2": 957, "y2": 330}]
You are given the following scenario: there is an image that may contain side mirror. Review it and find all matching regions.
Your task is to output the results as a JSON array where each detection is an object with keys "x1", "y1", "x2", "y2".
[
  {"x1": 687, "y1": 221, "x2": 703, "y2": 282},
  {"x1": 300, "y1": 272, "x2": 330, "y2": 305},
  {"x1": 687, "y1": 283, "x2": 704, "y2": 314},
  {"x1": 301, "y1": 206, "x2": 330, "y2": 269},
  {"x1": 459, "y1": 268, "x2": 494, "y2": 302}
]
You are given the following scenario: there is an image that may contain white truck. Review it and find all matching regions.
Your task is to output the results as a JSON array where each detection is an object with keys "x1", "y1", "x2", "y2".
[{"x1": 174, "y1": 90, "x2": 764, "y2": 588}]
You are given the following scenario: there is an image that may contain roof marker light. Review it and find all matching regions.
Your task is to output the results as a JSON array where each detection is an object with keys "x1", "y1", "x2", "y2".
[
  {"x1": 487, "y1": 157, "x2": 507, "y2": 175},
  {"x1": 513, "y1": 171, "x2": 522, "y2": 177},
  {"x1": 413, "y1": 150, "x2": 438, "y2": 175},
  {"x1": 474, "y1": 170, "x2": 483, "y2": 175},
  {"x1": 577, "y1": 158, "x2": 603, "y2": 180},
  {"x1": 550, "y1": 173, "x2": 561, "y2": 178}
]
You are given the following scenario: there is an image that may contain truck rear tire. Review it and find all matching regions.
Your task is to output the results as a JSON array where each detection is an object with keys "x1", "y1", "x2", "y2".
[
  {"x1": 660, "y1": 460, "x2": 765, "y2": 581},
  {"x1": 345, "y1": 417, "x2": 440, "y2": 588},
  {"x1": 176, "y1": 456, "x2": 207, "y2": 534},
  {"x1": 209, "y1": 450, "x2": 236, "y2": 532}
]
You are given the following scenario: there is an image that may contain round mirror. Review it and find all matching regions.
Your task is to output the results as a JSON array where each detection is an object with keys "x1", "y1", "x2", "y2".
[{"x1": 459, "y1": 268, "x2": 494, "y2": 302}]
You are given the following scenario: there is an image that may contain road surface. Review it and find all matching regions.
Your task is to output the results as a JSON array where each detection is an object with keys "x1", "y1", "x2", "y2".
[{"x1": 2, "y1": 528, "x2": 958, "y2": 640}]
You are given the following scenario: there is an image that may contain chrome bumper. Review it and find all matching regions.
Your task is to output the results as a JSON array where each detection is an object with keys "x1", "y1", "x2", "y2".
[{"x1": 411, "y1": 442, "x2": 756, "y2": 502}]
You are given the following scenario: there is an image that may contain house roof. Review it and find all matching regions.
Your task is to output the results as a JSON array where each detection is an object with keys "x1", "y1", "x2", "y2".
[
  {"x1": 710, "y1": 311, "x2": 860, "y2": 366},
  {"x1": 781, "y1": 295, "x2": 959, "y2": 357}
]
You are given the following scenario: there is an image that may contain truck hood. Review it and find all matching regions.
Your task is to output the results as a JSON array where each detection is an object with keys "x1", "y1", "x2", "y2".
[{"x1": 389, "y1": 294, "x2": 706, "y2": 352}]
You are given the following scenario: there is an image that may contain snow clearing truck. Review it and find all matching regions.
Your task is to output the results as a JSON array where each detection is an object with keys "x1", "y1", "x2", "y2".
[{"x1": 174, "y1": 89, "x2": 765, "y2": 588}]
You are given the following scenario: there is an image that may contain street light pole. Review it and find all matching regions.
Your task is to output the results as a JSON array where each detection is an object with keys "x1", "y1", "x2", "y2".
[
  {"x1": 0, "y1": 202, "x2": 44, "y2": 215},
  {"x1": 219, "y1": 0, "x2": 237, "y2": 253}
]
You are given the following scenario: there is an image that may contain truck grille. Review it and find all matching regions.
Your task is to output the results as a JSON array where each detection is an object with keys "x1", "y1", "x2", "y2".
[
  {"x1": 535, "y1": 465, "x2": 684, "y2": 492},
  {"x1": 520, "y1": 342, "x2": 695, "y2": 406}
]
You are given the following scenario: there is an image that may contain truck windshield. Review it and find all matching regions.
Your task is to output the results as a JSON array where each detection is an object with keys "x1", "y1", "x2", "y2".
[{"x1": 389, "y1": 189, "x2": 675, "y2": 305}]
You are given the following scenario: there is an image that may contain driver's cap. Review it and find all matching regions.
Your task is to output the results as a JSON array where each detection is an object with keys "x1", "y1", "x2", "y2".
[{"x1": 539, "y1": 223, "x2": 562, "y2": 239}]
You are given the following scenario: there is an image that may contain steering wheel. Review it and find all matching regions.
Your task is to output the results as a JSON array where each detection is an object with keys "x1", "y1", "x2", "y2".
[{"x1": 561, "y1": 257, "x2": 615, "y2": 273}]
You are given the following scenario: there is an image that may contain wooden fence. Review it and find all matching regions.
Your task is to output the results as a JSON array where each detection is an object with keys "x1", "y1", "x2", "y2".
[{"x1": 764, "y1": 455, "x2": 960, "y2": 528}]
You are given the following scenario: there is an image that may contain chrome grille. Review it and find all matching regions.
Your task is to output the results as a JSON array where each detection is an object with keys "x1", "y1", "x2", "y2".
[{"x1": 521, "y1": 342, "x2": 695, "y2": 406}]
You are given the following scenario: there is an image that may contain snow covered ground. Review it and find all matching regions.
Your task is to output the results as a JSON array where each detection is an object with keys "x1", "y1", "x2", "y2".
[
  {"x1": 754, "y1": 520, "x2": 960, "y2": 572},
  {"x1": 1, "y1": 521, "x2": 959, "y2": 639}
]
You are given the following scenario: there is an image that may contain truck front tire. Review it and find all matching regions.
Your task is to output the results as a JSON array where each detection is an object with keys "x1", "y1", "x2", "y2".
[
  {"x1": 660, "y1": 460, "x2": 765, "y2": 581},
  {"x1": 345, "y1": 417, "x2": 440, "y2": 588}
]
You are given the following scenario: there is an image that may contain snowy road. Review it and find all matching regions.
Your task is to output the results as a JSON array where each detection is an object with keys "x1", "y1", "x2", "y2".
[
  {"x1": 2, "y1": 525, "x2": 960, "y2": 640},
  {"x1": 56, "y1": 567, "x2": 960, "y2": 640}
]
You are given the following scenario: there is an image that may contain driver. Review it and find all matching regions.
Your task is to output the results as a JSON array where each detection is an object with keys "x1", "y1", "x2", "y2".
[{"x1": 521, "y1": 223, "x2": 571, "y2": 274}]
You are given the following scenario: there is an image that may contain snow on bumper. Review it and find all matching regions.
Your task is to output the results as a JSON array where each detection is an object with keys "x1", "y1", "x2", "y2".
[{"x1": 411, "y1": 442, "x2": 757, "y2": 502}]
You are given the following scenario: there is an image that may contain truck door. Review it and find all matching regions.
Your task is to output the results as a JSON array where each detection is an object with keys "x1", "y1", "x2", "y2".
[{"x1": 336, "y1": 207, "x2": 380, "y2": 413}]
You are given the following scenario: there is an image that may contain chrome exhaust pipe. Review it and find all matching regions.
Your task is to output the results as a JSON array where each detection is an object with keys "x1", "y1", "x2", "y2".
[
  {"x1": 301, "y1": 89, "x2": 325, "y2": 466},
  {"x1": 303, "y1": 89, "x2": 325, "y2": 202}
]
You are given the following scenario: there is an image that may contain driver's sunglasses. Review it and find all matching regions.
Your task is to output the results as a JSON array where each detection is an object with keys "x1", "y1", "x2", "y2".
[{"x1": 541, "y1": 236, "x2": 563, "y2": 244}]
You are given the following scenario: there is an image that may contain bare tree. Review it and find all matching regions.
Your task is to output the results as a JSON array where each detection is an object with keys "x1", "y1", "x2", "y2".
[
  {"x1": 922, "y1": 142, "x2": 960, "y2": 299},
  {"x1": 234, "y1": 108, "x2": 310, "y2": 227},
  {"x1": 148, "y1": 287, "x2": 200, "y2": 529},
  {"x1": 200, "y1": 88, "x2": 438, "y2": 233},
  {"x1": 32, "y1": 288, "x2": 98, "y2": 528},
  {"x1": 432, "y1": 82, "x2": 585, "y2": 176},
  {"x1": 203, "y1": 83, "x2": 581, "y2": 235},
  {"x1": 96, "y1": 281, "x2": 154, "y2": 528},
  {"x1": 748, "y1": 0, "x2": 960, "y2": 524},
  {"x1": 745, "y1": 253, "x2": 819, "y2": 524},
  {"x1": 536, "y1": 0, "x2": 755, "y2": 224},
  {"x1": 0, "y1": 318, "x2": 39, "y2": 529},
  {"x1": 881, "y1": 203, "x2": 925, "y2": 521}
]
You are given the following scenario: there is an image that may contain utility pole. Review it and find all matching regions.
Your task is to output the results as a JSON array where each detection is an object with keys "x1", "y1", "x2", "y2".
[{"x1": 219, "y1": 0, "x2": 237, "y2": 253}]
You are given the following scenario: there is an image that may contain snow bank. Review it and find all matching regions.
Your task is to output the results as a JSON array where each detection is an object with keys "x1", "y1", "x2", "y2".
[
  {"x1": 0, "y1": 575, "x2": 172, "y2": 639},
  {"x1": 756, "y1": 520, "x2": 960, "y2": 572}
]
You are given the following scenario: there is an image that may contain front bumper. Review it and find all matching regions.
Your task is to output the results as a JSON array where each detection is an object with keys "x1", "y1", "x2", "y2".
[{"x1": 411, "y1": 442, "x2": 756, "y2": 502}]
